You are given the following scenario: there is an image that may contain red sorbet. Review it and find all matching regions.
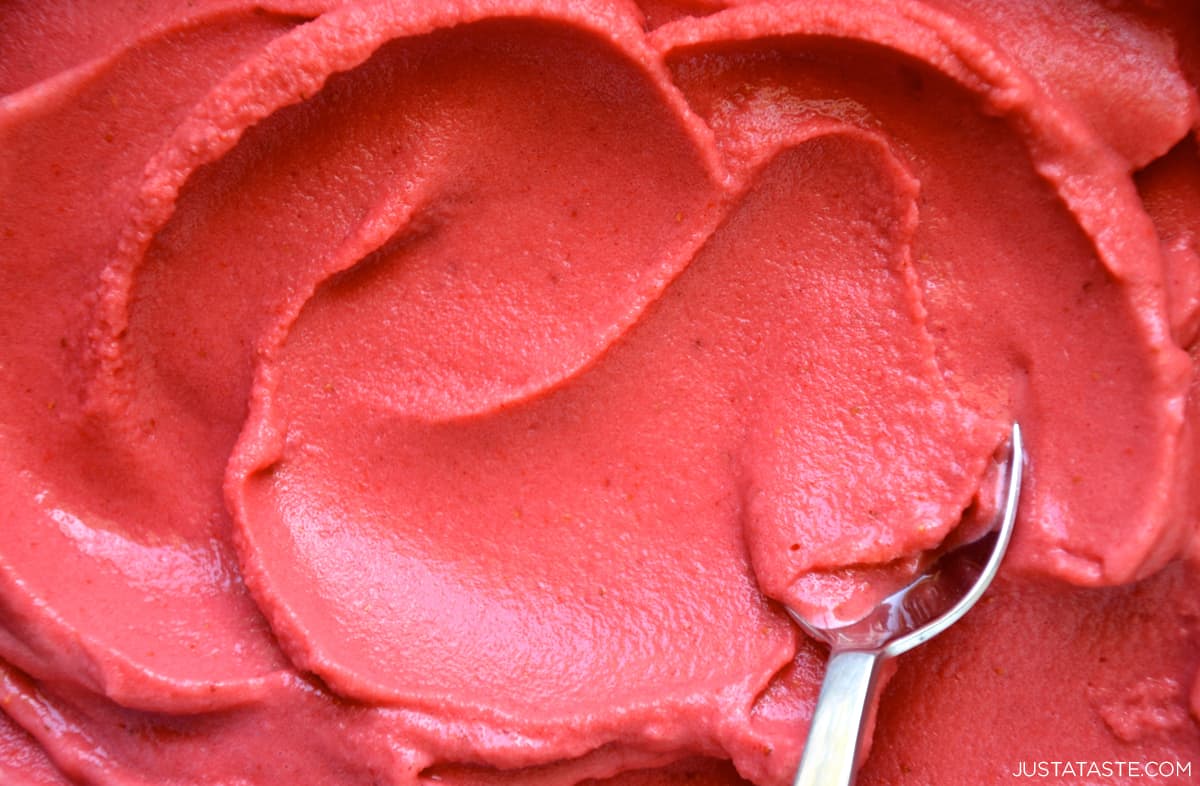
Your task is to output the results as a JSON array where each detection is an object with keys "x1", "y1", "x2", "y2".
[{"x1": 0, "y1": 1, "x2": 1197, "y2": 785}]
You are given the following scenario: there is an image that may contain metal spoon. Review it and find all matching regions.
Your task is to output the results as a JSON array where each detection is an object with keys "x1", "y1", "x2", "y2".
[{"x1": 790, "y1": 423, "x2": 1024, "y2": 786}]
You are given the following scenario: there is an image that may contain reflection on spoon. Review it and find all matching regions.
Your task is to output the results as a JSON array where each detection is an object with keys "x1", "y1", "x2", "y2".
[{"x1": 789, "y1": 423, "x2": 1024, "y2": 786}]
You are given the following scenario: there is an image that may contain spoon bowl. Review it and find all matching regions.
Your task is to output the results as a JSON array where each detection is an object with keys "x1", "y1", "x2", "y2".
[{"x1": 790, "y1": 423, "x2": 1024, "y2": 786}]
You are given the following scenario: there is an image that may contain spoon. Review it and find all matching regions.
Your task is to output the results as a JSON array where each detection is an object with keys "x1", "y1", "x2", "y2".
[{"x1": 790, "y1": 423, "x2": 1024, "y2": 786}]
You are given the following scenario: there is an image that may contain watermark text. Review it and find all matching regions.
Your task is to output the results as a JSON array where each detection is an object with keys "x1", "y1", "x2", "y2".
[{"x1": 1012, "y1": 760, "x2": 1192, "y2": 779}]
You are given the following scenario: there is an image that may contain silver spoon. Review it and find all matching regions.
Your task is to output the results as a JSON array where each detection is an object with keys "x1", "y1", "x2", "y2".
[{"x1": 790, "y1": 423, "x2": 1024, "y2": 786}]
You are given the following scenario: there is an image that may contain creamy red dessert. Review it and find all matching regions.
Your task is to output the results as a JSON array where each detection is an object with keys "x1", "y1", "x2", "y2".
[{"x1": 1, "y1": 1, "x2": 1198, "y2": 784}]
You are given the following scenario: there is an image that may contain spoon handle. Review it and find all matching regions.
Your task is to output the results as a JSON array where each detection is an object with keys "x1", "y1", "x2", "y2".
[{"x1": 793, "y1": 649, "x2": 884, "y2": 786}]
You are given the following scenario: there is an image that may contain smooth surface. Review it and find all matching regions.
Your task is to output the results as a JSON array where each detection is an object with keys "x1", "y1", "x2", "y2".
[{"x1": 1, "y1": 1, "x2": 1199, "y2": 785}]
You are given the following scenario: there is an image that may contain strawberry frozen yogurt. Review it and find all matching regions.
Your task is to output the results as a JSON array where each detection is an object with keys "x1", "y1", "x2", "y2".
[{"x1": 0, "y1": 1, "x2": 1198, "y2": 784}]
